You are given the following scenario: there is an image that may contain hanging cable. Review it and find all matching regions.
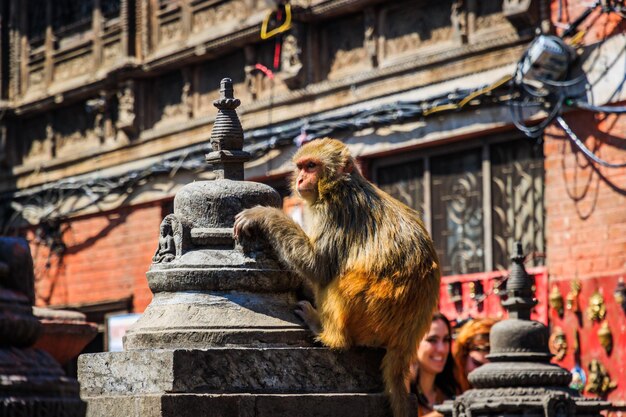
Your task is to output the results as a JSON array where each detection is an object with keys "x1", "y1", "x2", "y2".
[
  {"x1": 556, "y1": 116, "x2": 626, "y2": 168},
  {"x1": 570, "y1": 100, "x2": 626, "y2": 113}
]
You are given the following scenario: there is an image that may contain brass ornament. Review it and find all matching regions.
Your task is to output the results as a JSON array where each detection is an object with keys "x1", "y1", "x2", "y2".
[
  {"x1": 587, "y1": 291, "x2": 606, "y2": 322},
  {"x1": 549, "y1": 285, "x2": 564, "y2": 317},
  {"x1": 469, "y1": 281, "x2": 484, "y2": 302},
  {"x1": 585, "y1": 359, "x2": 617, "y2": 397},
  {"x1": 548, "y1": 327, "x2": 567, "y2": 361},
  {"x1": 597, "y1": 321, "x2": 613, "y2": 355},
  {"x1": 566, "y1": 279, "x2": 581, "y2": 312},
  {"x1": 447, "y1": 281, "x2": 462, "y2": 303}
]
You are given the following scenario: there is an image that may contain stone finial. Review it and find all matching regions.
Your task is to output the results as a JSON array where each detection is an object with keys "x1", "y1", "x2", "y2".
[
  {"x1": 206, "y1": 78, "x2": 250, "y2": 180},
  {"x1": 501, "y1": 241, "x2": 536, "y2": 320}
]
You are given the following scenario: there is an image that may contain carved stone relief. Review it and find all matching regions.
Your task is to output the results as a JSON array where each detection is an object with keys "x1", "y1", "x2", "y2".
[
  {"x1": 19, "y1": 115, "x2": 51, "y2": 166},
  {"x1": 380, "y1": 0, "x2": 456, "y2": 63},
  {"x1": 153, "y1": 214, "x2": 183, "y2": 263},
  {"x1": 182, "y1": 69, "x2": 193, "y2": 119},
  {"x1": 243, "y1": 41, "x2": 277, "y2": 100},
  {"x1": 116, "y1": 80, "x2": 136, "y2": 139},
  {"x1": 451, "y1": 0, "x2": 468, "y2": 44},
  {"x1": 54, "y1": 103, "x2": 99, "y2": 157},
  {"x1": 155, "y1": 70, "x2": 185, "y2": 126},
  {"x1": 321, "y1": 14, "x2": 367, "y2": 80},
  {"x1": 0, "y1": 122, "x2": 6, "y2": 166},
  {"x1": 197, "y1": 51, "x2": 246, "y2": 114},
  {"x1": 244, "y1": 45, "x2": 258, "y2": 100},
  {"x1": 474, "y1": 2, "x2": 508, "y2": 31},
  {"x1": 280, "y1": 24, "x2": 305, "y2": 88},
  {"x1": 364, "y1": 8, "x2": 378, "y2": 68},
  {"x1": 54, "y1": 52, "x2": 92, "y2": 82},
  {"x1": 191, "y1": 0, "x2": 253, "y2": 35},
  {"x1": 158, "y1": 16, "x2": 183, "y2": 45},
  {"x1": 469, "y1": 1, "x2": 515, "y2": 40},
  {"x1": 86, "y1": 92, "x2": 108, "y2": 144},
  {"x1": 103, "y1": 40, "x2": 123, "y2": 67},
  {"x1": 28, "y1": 68, "x2": 45, "y2": 91},
  {"x1": 27, "y1": 53, "x2": 45, "y2": 92}
]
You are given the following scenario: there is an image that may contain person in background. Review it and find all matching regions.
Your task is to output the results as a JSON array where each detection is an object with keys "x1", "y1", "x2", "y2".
[
  {"x1": 409, "y1": 312, "x2": 460, "y2": 417},
  {"x1": 452, "y1": 317, "x2": 498, "y2": 392}
]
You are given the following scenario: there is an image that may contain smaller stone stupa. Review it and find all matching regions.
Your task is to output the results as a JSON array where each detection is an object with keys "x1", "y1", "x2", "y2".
[
  {"x1": 0, "y1": 237, "x2": 86, "y2": 417},
  {"x1": 437, "y1": 242, "x2": 609, "y2": 417}
]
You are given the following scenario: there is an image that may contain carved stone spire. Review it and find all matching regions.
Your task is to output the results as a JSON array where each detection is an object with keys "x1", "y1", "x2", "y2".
[
  {"x1": 205, "y1": 78, "x2": 250, "y2": 180},
  {"x1": 501, "y1": 241, "x2": 536, "y2": 320}
]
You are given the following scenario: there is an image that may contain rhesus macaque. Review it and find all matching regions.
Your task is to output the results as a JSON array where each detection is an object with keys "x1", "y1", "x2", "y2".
[{"x1": 234, "y1": 138, "x2": 440, "y2": 417}]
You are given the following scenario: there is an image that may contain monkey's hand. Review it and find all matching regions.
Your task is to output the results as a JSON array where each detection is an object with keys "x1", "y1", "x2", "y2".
[
  {"x1": 294, "y1": 300, "x2": 322, "y2": 336},
  {"x1": 233, "y1": 205, "x2": 276, "y2": 240}
]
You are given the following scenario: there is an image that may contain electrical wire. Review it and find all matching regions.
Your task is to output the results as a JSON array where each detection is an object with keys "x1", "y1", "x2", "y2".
[
  {"x1": 3, "y1": 80, "x2": 515, "y2": 231},
  {"x1": 556, "y1": 116, "x2": 626, "y2": 168},
  {"x1": 571, "y1": 100, "x2": 626, "y2": 113}
]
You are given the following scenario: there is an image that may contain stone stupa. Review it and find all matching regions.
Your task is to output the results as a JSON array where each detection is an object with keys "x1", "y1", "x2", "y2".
[{"x1": 78, "y1": 78, "x2": 395, "y2": 417}]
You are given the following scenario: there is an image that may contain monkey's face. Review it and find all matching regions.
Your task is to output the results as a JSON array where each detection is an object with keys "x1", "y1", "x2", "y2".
[{"x1": 294, "y1": 157, "x2": 322, "y2": 204}]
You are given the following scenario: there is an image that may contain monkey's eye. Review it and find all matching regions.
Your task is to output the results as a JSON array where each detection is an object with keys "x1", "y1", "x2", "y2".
[{"x1": 306, "y1": 162, "x2": 317, "y2": 170}]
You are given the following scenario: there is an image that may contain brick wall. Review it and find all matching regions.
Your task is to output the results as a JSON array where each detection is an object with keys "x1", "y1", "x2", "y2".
[
  {"x1": 544, "y1": 110, "x2": 626, "y2": 280},
  {"x1": 29, "y1": 201, "x2": 163, "y2": 313},
  {"x1": 551, "y1": 0, "x2": 625, "y2": 41}
]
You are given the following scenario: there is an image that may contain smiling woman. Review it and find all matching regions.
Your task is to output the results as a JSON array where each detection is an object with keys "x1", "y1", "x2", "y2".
[{"x1": 409, "y1": 313, "x2": 460, "y2": 417}]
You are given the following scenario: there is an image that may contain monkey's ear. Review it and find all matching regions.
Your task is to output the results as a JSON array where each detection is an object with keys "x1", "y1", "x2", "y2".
[{"x1": 342, "y1": 159, "x2": 354, "y2": 175}]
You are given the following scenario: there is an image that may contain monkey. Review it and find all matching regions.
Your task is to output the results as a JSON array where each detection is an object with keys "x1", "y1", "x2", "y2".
[{"x1": 234, "y1": 138, "x2": 440, "y2": 417}]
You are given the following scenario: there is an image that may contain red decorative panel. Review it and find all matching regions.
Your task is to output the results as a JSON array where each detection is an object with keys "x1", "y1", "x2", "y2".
[
  {"x1": 548, "y1": 274, "x2": 625, "y2": 405},
  {"x1": 438, "y1": 267, "x2": 548, "y2": 325}
]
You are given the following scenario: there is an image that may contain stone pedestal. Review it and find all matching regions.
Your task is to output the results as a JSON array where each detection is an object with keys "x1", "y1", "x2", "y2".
[
  {"x1": 78, "y1": 79, "x2": 394, "y2": 417},
  {"x1": 33, "y1": 307, "x2": 98, "y2": 366}
]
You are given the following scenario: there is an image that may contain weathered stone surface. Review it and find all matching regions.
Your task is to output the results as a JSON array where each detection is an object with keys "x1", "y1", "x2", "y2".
[
  {"x1": 0, "y1": 289, "x2": 41, "y2": 347},
  {"x1": 83, "y1": 393, "x2": 397, "y2": 417},
  {"x1": 124, "y1": 291, "x2": 310, "y2": 349},
  {"x1": 174, "y1": 179, "x2": 281, "y2": 230},
  {"x1": 79, "y1": 347, "x2": 384, "y2": 397}
]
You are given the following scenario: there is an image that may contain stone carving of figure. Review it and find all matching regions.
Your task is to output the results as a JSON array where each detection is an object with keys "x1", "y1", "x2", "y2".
[
  {"x1": 154, "y1": 223, "x2": 176, "y2": 263},
  {"x1": 364, "y1": 8, "x2": 378, "y2": 67},
  {"x1": 116, "y1": 81, "x2": 136, "y2": 136},
  {"x1": 152, "y1": 214, "x2": 182, "y2": 263},
  {"x1": 182, "y1": 81, "x2": 193, "y2": 119},
  {"x1": 280, "y1": 33, "x2": 304, "y2": 88}
]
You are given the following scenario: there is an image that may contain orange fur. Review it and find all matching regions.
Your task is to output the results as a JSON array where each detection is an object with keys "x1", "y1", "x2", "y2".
[{"x1": 234, "y1": 138, "x2": 441, "y2": 417}]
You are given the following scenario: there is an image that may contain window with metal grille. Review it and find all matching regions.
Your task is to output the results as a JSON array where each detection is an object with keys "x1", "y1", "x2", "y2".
[{"x1": 374, "y1": 135, "x2": 544, "y2": 276}]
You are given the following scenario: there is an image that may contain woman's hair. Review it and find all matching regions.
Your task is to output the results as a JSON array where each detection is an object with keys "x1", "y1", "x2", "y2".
[
  {"x1": 431, "y1": 312, "x2": 461, "y2": 398},
  {"x1": 452, "y1": 317, "x2": 498, "y2": 392}
]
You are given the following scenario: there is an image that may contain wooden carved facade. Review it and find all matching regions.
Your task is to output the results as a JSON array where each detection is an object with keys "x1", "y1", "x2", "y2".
[{"x1": 0, "y1": 0, "x2": 536, "y2": 191}]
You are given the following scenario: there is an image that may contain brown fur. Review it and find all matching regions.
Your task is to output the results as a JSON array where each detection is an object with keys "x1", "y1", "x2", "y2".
[{"x1": 234, "y1": 138, "x2": 440, "y2": 417}]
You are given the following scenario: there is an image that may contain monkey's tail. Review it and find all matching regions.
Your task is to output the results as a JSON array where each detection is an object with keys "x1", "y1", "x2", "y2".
[{"x1": 381, "y1": 345, "x2": 413, "y2": 417}]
